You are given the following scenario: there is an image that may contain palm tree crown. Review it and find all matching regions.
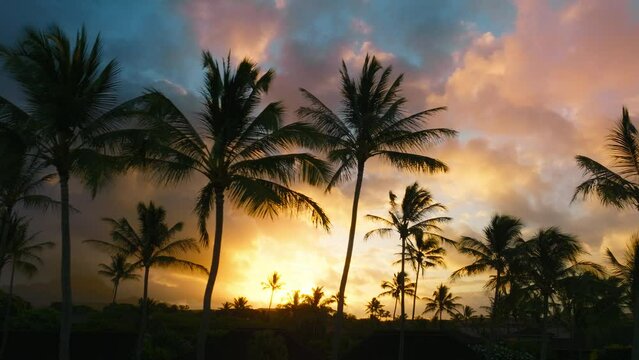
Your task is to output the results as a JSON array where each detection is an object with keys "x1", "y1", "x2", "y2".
[
  {"x1": 262, "y1": 271, "x2": 284, "y2": 310},
  {"x1": 606, "y1": 234, "x2": 639, "y2": 310},
  {"x1": 97, "y1": 253, "x2": 140, "y2": 304},
  {"x1": 423, "y1": 284, "x2": 461, "y2": 324}
]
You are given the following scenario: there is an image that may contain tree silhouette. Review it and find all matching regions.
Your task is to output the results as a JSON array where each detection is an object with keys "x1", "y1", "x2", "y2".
[
  {"x1": 606, "y1": 234, "x2": 639, "y2": 313},
  {"x1": 365, "y1": 297, "x2": 387, "y2": 320},
  {"x1": 297, "y1": 54, "x2": 456, "y2": 358},
  {"x1": 452, "y1": 214, "x2": 524, "y2": 330},
  {"x1": 84, "y1": 202, "x2": 207, "y2": 360},
  {"x1": 405, "y1": 236, "x2": 446, "y2": 320},
  {"x1": 262, "y1": 272, "x2": 284, "y2": 311},
  {"x1": 423, "y1": 284, "x2": 461, "y2": 329},
  {"x1": 283, "y1": 290, "x2": 302, "y2": 311},
  {"x1": 379, "y1": 272, "x2": 416, "y2": 319},
  {"x1": 303, "y1": 286, "x2": 335, "y2": 312},
  {"x1": 0, "y1": 216, "x2": 53, "y2": 358},
  {"x1": 129, "y1": 52, "x2": 331, "y2": 360},
  {"x1": 573, "y1": 108, "x2": 639, "y2": 360},
  {"x1": 365, "y1": 182, "x2": 450, "y2": 358},
  {"x1": 97, "y1": 253, "x2": 139, "y2": 304},
  {"x1": 0, "y1": 26, "x2": 176, "y2": 359},
  {"x1": 232, "y1": 297, "x2": 251, "y2": 310}
]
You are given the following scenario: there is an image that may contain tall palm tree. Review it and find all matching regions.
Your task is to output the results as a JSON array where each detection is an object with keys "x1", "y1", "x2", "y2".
[
  {"x1": 365, "y1": 182, "x2": 450, "y2": 359},
  {"x1": 84, "y1": 202, "x2": 207, "y2": 360},
  {"x1": 262, "y1": 271, "x2": 284, "y2": 311},
  {"x1": 526, "y1": 227, "x2": 602, "y2": 360},
  {"x1": 0, "y1": 216, "x2": 54, "y2": 358},
  {"x1": 97, "y1": 253, "x2": 140, "y2": 304},
  {"x1": 297, "y1": 54, "x2": 456, "y2": 358},
  {"x1": 606, "y1": 234, "x2": 639, "y2": 312},
  {"x1": 406, "y1": 236, "x2": 446, "y2": 320},
  {"x1": 131, "y1": 53, "x2": 331, "y2": 360},
  {"x1": 379, "y1": 272, "x2": 416, "y2": 319},
  {"x1": 573, "y1": 107, "x2": 639, "y2": 360},
  {"x1": 451, "y1": 214, "x2": 524, "y2": 325},
  {"x1": 423, "y1": 284, "x2": 461, "y2": 329},
  {"x1": 0, "y1": 26, "x2": 175, "y2": 360},
  {"x1": 232, "y1": 297, "x2": 251, "y2": 310}
]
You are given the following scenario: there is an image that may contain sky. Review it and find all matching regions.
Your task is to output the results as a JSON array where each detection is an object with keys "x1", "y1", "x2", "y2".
[{"x1": 1, "y1": 0, "x2": 639, "y2": 318}]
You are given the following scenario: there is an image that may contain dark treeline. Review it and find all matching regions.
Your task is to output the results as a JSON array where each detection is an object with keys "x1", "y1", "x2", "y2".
[{"x1": 0, "y1": 24, "x2": 637, "y2": 360}]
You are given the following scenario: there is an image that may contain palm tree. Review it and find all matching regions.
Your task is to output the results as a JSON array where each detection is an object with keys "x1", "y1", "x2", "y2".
[
  {"x1": 0, "y1": 216, "x2": 54, "y2": 357},
  {"x1": 379, "y1": 272, "x2": 416, "y2": 319},
  {"x1": 606, "y1": 234, "x2": 639, "y2": 312},
  {"x1": 97, "y1": 253, "x2": 140, "y2": 304},
  {"x1": 232, "y1": 297, "x2": 251, "y2": 310},
  {"x1": 297, "y1": 54, "x2": 456, "y2": 358},
  {"x1": 131, "y1": 53, "x2": 331, "y2": 360},
  {"x1": 219, "y1": 302, "x2": 233, "y2": 311},
  {"x1": 526, "y1": 227, "x2": 602, "y2": 360},
  {"x1": 262, "y1": 272, "x2": 284, "y2": 311},
  {"x1": 423, "y1": 284, "x2": 461, "y2": 329},
  {"x1": 365, "y1": 183, "x2": 450, "y2": 359},
  {"x1": 365, "y1": 297, "x2": 386, "y2": 320},
  {"x1": 284, "y1": 290, "x2": 302, "y2": 310},
  {"x1": 405, "y1": 236, "x2": 446, "y2": 320},
  {"x1": 573, "y1": 108, "x2": 639, "y2": 360},
  {"x1": 84, "y1": 202, "x2": 207, "y2": 360},
  {"x1": 451, "y1": 214, "x2": 524, "y2": 325},
  {"x1": 457, "y1": 305, "x2": 475, "y2": 322},
  {"x1": 303, "y1": 286, "x2": 334, "y2": 312},
  {"x1": 0, "y1": 26, "x2": 175, "y2": 359}
]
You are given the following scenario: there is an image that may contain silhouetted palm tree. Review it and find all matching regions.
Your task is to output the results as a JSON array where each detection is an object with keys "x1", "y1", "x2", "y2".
[
  {"x1": 131, "y1": 53, "x2": 331, "y2": 360},
  {"x1": 219, "y1": 302, "x2": 233, "y2": 311},
  {"x1": 0, "y1": 26, "x2": 174, "y2": 359},
  {"x1": 606, "y1": 234, "x2": 639, "y2": 312},
  {"x1": 365, "y1": 297, "x2": 387, "y2": 320},
  {"x1": 97, "y1": 253, "x2": 139, "y2": 304},
  {"x1": 84, "y1": 202, "x2": 207, "y2": 360},
  {"x1": 365, "y1": 182, "x2": 450, "y2": 358},
  {"x1": 303, "y1": 286, "x2": 335, "y2": 312},
  {"x1": 451, "y1": 214, "x2": 524, "y2": 324},
  {"x1": 526, "y1": 227, "x2": 602, "y2": 360},
  {"x1": 423, "y1": 284, "x2": 461, "y2": 329},
  {"x1": 0, "y1": 216, "x2": 54, "y2": 357},
  {"x1": 262, "y1": 272, "x2": 284, "y2": 311},
  {"x1": 573, "y1": 107, "x2": 639, "y2": 360},
  {"x1": 297, "y1": 54, "x2": 456, "y2": 358},
  {"x1": 284, "y1": 290, "x2": 302, "y2": 310},
  {"x1": 379, "y1": 272, "x2": 416, "y2": 319},
  {"x1": 406, "y1": 236, "x2": 446, "y2": 320},
  {"x1": 233, "y1": 297, "x2": 251, "y2": 310}
]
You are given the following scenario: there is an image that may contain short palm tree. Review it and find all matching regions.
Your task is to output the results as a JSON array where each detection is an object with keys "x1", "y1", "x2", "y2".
[
  {"x1": 219, "y1": 302, "x2": 233, "y2": 311},
  {"x1": 365, "y1": 182, "x2": 450, "y2": 359},
  {"x1": 423, "y1": 284, "x2": 461, "y2": 329},
  {"x1": 365, "y1": 297, "x2": 386, "y2": 320},
  {"x1": 284, "y1": 290, "x2": 302, "y2": 310},
  {"x1": 297, "y1": 54, "x2": 456, "y2": 357},
  {"x1": 84, "y1": 202, "x2": 207, "y2": 360},
  {"x1": 0, "y1": 216, "x2": 54, "y2": 357},
  {"x1": 526, "y1": 227, "x2": 602, "y2": 360},
  {"x1": 233, "y1": 297, "x2": 251, "y2": 310},
  {"x1": 379, "y1": 272, "x2": 416, "y2": 319},
  {"x1": 262, "y1": 272, "x2": 284, "y2": 311},
  {"x1": 0, "y1": 26, "x2": 175, "y2": 359},
  {"x1": 303, "y1": 286, "x2": 334, "y2": 312},
  {"x1": 606, "y1": 234, "x2": 639, "y2": 311},
  {"x1": 451, "y1": 214, "x2": 524, "y2": 323},
  {"x1": 573, "y1": 107, "x2": 639, "y2": 360},
  {"x1": 132, "y1": 52, "x2": 331, "y2": 360},
  {"x1": 97, "y1": 253, "x2": 140, "y2": 304}
]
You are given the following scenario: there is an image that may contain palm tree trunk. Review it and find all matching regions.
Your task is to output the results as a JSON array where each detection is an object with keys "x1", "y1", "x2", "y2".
[
  {"x1": 58, "y1": 173, "x2": 72, "y2": 360},
  {"x1": 491, "y1": 270, "x2": 501, "y2": 341},
  {"x1": 331, "y1": 162, "x2": 365, "y2": 360},
  {"x1": 398, "y1": 236, "x2": 406, "y2": 360},
  {"x1": 412, "y1": 266, "x2": 420, "y2": 320},
  {"x1": 196, "y1": 189, "x2": 225, "y2": 360},
  {"x1": 0, "y1": 209, "x2": 11, "y2": 282},
  {"x1": 393, "y1": 297, "x2": 398, "y2": 319},
  {"x1": 0, "y1": 260, "x2": 16, "y2": 358},
  {"x1": 632, "y1": 290, "x2": 639, "y2": 360},
  {"x1": 540, "y1": 292, "x2": 549, "y2": 360},
  {"x1": 439, "y1": 310, "x2": 442, "y2": 329},
  {"x1": 268, "y1": 289, "x2": 274, "y2": 311},
  {"x1": 135, "y1": 266, "x2": 150, "y2": 360},
  {"x1": 112, "y1": 281, "x2": 119, "y2": 304}
]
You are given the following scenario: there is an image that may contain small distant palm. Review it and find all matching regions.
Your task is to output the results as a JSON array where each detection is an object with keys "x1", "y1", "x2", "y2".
[
  {"x1": 84, "y1": 202, "x2": 207, "y2": 360},
  {"x1": 219, "y1": 302, "x2": 233, "y2": 311},
  {"x1": 283, "y1": 290, "x2": 302, "y2": 310},
  {"x1": 0, "y1": 216, "x2": 54, "y2": 356},
  {"x1": 423, "y1": 284, "x2": 461, "y2": 328},
  {"x1": 233, "y1": 297, "x2": 251, "y2": 310},
  {"x1": 379, "y1": 272, "x2": 416, "y2": 319},
  {"x1": 303, "y1": 286, "x2": 335, "y2": 312},
  {"x1": 365, "y1": 297, "x2": 387, "y2": 320},
  {"x1": 606, "y1": 234, "x2": 639, "y2": 310},
  {"x1": 262, "y1": 272, "x2": 284, "y2": 311},
  {"x1": 97, "y1": 253, "x2": 139, "y2": 304}
]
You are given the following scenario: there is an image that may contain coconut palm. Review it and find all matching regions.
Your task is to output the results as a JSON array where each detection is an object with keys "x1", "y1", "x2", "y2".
[
  {"x1": 262, "y1": 272, "x2": 284, "y2": 311},
  {"x1": 84, "y1": 201, "x2": 207, "y2": 360},
  {"x1": 130, "y1": 53, "x2": 331, "y2": 360},
  {"x1": 0, "y1": 26, "x2": 176, "y2": 359},
  {"x1": 97, "y1": 253, "x2": 140, "y2": 304},
  {"x1": 232, "y1": 297, "x2": 251, "y2": 310},
  {"x1": 284, "y1": 290, "x2": 302, "y2": 310},
  {"x1": 606, "y1": 234, "x2": 639, "y2": 311},
  {"x1": 219, "y1": 302, "x2": 233, "y2": 311},
  {"x1": 303, "y1": 286, "x2": 334, "y2": 312},
  {"x1": 573, "y1": 107, "x2": 639, "y2": 360},
  {"x1": 423, "y1": 284, "x2": 461, "y2": 329},
  {"x1": 526, "y1": 227, "x2": 602, "y2": 360},
  {"x1": 0, "y1": 216, "x2": 54, "y2": 358},
  {"x1": 451, "y1": 214, "x2": 524, "y2": 324},
  {"x1": 405, "y1": 236, "x2": 446, "y2": 320},
  {"x1": 365, "y1": 297, "x2": 387, "y2": 320},
  {"x1": 379, "y1": 272, "x2": 416, "y2": 320},
  {"x1": 297, "y1": 54, "x2": 456, "y2": 358},
  {"x1": 365, "y1": 183, "x2": 450, "y2": 359}
]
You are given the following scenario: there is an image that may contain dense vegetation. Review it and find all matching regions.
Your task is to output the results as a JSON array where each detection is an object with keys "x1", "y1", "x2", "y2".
[{"x1": 0, "y1": 25, "x2": 637, "y2": 360}]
